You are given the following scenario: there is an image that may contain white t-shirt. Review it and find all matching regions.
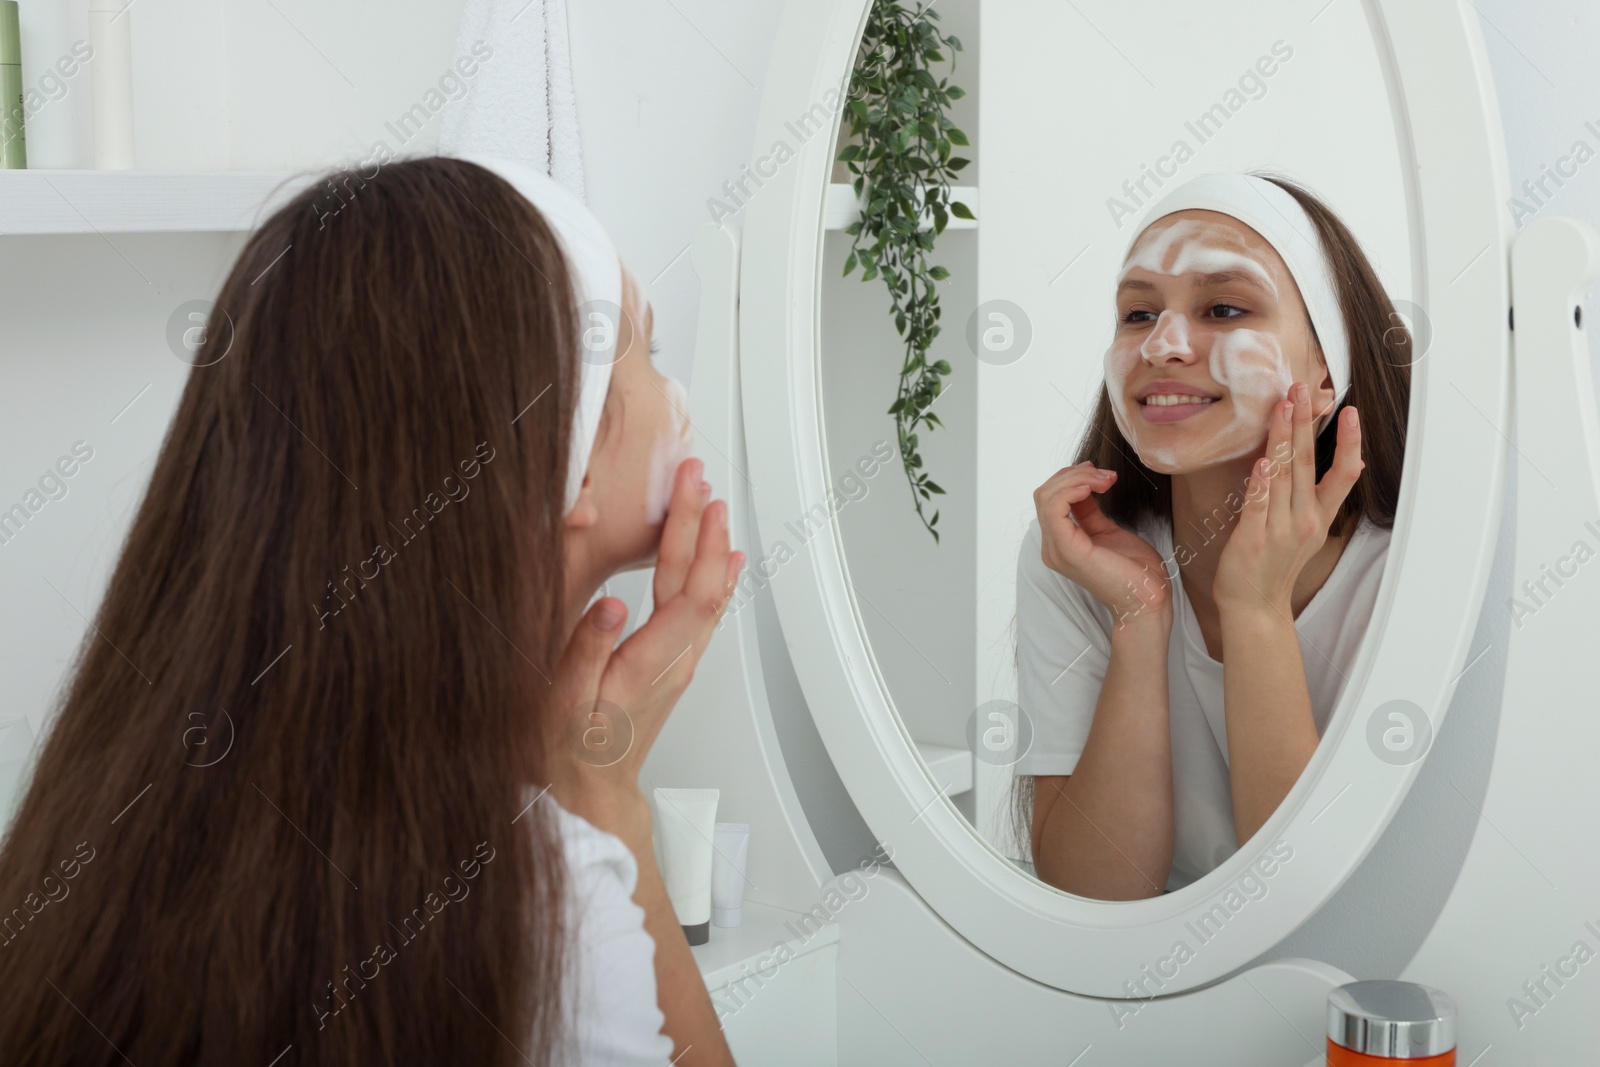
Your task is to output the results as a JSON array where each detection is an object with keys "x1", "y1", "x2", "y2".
[
  {"x1": 546, "y1": 795, "x2": 675, "y2": 1066},
  {"x1": 1012, "y1": 512, "x2": 1390, "y2": 891}
]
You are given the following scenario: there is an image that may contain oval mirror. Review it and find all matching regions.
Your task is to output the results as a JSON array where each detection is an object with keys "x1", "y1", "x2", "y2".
[{"x1": 739, "y1": 0, "x2": 1510, "y2": 996}]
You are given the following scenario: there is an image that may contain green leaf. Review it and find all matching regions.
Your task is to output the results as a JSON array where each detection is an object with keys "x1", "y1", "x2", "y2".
[
  {"x1": 950, "y1": 200, "x2": 975, "y2": 220},
  {"x1": 843, "y1": 252, "x2": 858, "y2": 277},
  {"x1": 839, "y1": 4, "x2": 965, "y2": 546}
]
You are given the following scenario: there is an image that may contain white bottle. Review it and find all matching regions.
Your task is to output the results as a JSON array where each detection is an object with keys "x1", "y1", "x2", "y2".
[{"x1": 88, "y1": 0, "x2": 134, "y2": 169}]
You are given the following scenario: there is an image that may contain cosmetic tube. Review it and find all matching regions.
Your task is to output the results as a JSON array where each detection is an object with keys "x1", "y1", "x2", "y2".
[
  {"x1": 711, "y1": 823, "x2": 749, "y2": 928},
  {"x1": 652, "y1": 788, "x2": 718, "y2": 945},
  {"x1": 0, "y1": 1, "x2": 23, "y2": 168},
  {"x1": 88, "y1": 0, "x2": 134, "y2": 169}
]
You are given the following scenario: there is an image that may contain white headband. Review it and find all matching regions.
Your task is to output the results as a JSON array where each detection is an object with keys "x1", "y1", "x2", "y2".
[
  {"x1": 451, "y1": 152, "x2": 622, "y2": 515},
  {"x1": 1121, "y1": 172, "x2": 1350, "y2": 437}
]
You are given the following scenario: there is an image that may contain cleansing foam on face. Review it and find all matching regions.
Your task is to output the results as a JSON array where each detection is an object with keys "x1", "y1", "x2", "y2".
[
  {"x1": 652, "y1": 787, "x2": 719, "y2": 945},
  {"x1": 0, "y1": 1, "x2": 24, "y2": 169}
]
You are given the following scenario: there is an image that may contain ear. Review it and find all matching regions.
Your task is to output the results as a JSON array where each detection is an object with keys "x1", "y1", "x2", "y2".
[
  {"x1": 563, "y1": 472, "x2": 599, "y2": 531},
  {"x1": 1307, "y1": 344, "x2": 1338, "y2": 425}
]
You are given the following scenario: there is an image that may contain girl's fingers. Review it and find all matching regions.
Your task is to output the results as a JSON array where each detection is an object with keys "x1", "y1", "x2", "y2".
[
  {"x1": 1036, "y1": 465, "x2": 1115, "y2": 556},
  {"x1": 681, "y1": 497, "x2": 734, "y2": 614},
  {"x1": 725, "y1": 551, "x2": 747, "y2": 597},
  {"x1": 1034, "y1": 462, "x2": 1101, "y2": 505},
  {"x1": 1316, "y1": 406, "x2": 1365, "y2": 516},
  {"x1": 653, "y1": 457, "x2": 707, "y2": 606},
  {"x1": 1239, "y1": 455, "x2": 1271, "y2": 536},
  {"x1": 612, "y1": 498, "x2": 730, "y2": 692},
  {"x1": 1066, "y1": 472, "x2": 1120, "y2": 539},
  {"x1": 1264, "y1": 396, "x2": 1295, "y2": 534},
  {"x1": 1290, "y1": 383, "x2": 1319, "y2": 515}
]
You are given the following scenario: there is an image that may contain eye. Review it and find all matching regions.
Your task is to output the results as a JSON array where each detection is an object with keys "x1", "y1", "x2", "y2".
[
  {"x1": 1121, "y1": 308, "x2": 1155, "y2": 324},
  {"x1": 1208, "y1": 303, "x2": 1246, "y2": 320},
  {"x1": 648, "y1": 338, "x2": 662, "y2": 358}
]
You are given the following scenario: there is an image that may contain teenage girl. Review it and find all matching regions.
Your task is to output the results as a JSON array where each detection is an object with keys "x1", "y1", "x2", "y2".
[
  {"x1": 1014, "y1": 172, "x2": 1409, "y2": 900},
  {"x1": 0, "y1": 155, "x2": 744, "y2": 1066}
]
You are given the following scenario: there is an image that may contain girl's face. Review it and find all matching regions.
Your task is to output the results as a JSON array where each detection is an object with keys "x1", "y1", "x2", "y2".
[
  {"x1": 567, "y1": 264, "x2": 696, "y2": 575},
  {"x1": 1105, "y1": 210, "x2": 1332, "y2": 473}
]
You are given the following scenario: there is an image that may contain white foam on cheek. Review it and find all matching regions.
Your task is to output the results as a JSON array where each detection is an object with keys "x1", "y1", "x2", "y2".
[
  {"x1": 644, "y1": 375, "x2": 695, "y2": 525},
  {"x1": 1197, "y1": 328, "x2": 1292, "y2": 465}
]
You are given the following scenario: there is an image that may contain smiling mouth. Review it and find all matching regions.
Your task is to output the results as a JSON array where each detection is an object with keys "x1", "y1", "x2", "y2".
[{"x1": 1137, "y1": 393, "x2": 1221, "y2": 424}]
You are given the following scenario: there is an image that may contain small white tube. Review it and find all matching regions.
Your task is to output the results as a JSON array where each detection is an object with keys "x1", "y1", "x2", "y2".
[
  {"x1": 88, "y1": 0, "x2": 135, "y2": 169},
  {"x1": 711, "y1": 823, "x2": 749, "y2": 928},
  {"x1": 652, "y1": 788, "x2": 719, "y2": 945}
]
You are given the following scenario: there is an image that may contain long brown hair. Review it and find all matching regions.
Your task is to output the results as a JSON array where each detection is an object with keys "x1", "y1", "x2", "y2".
[
  {"x1": 0, "y1": 157, "x2": 580, "y2": 1063},
  {"x1": 1008, "y1": 172, "x2": 1413, "y2": 864}
]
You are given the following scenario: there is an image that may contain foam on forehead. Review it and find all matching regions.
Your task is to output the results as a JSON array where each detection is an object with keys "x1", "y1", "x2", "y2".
[{"x1": 1119, "y1": 217, "x2": 1279, "y2": 299}]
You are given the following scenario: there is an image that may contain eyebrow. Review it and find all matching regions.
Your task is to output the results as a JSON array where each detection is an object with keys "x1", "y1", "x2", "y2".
[{"x1": 1117, "y1": 268, "x2": 1275, "y2": 298}]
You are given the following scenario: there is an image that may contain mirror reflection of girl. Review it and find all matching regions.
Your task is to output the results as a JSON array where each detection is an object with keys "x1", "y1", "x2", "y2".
[
  {"x1": 0, "y1": 157, "x2": 744, "y2": 1065},
  {"x1": 1014, "y1": 172, "x2": 1409, "y2": 900}
]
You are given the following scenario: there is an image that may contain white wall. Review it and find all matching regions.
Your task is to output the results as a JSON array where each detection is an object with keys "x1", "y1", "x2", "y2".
[{"x1": 821, "y1": 229, "x2": 979, "y2": 756}]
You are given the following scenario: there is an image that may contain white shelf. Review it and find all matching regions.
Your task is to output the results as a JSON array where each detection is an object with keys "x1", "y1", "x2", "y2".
[
  {"x1": 915, "y1": 740, "x2": 973, "y2": 797},
  {"x1": 692, "y1": 898, "x2": 839, "y2": 990},
  {"x1": 0, "y1": 170, "x2": 314, "y2": 235},
  {"x1": 825, "y1": 182, "x2": 977, "y2": 232}
]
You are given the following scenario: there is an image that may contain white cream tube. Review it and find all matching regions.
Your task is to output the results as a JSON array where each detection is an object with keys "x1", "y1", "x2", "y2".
[
  {"x1": 88, "y1": 0, "x2": 135, "y2": 169},
  {"x1": 711, "y1": 822, "x2": 749, "y2": 928},
  {"x1": 652, "y1": 787, "x2": 719, "y2": 945}
]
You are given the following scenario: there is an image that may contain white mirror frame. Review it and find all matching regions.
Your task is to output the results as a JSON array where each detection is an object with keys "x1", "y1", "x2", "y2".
[{"x1": 738, "y1": 0, "x2": 1512, "y2": 996}]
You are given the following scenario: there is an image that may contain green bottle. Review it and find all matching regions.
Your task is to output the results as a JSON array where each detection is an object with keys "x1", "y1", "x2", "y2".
[{"x1": 0, "y1": 0, "x2": 23, "y2": 168}]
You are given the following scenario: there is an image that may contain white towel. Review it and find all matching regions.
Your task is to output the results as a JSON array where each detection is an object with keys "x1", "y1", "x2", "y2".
[{"x1": 438, "y1": 0, "x2": 587, "y2": 204}]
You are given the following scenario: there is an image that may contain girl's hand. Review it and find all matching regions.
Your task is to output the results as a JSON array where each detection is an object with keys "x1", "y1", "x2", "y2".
[
  {"x1": 1213, "y1": 381, "x2": 1364, "y2": 617},
  {"x1": 1034, "y1": 461, "x2": 1172, "y2": 628},
  {"x1": 544, "y1": 458, "x2": 746, "y2": 832}
]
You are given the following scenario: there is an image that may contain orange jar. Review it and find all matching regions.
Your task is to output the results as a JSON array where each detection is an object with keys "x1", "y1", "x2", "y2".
[{"x1": 1326, "y1": 981, "x2": 1457, "y2": 1065}]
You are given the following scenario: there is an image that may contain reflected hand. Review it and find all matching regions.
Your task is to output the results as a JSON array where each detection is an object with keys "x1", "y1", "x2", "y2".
[
  {"x1": 1213, "y1": 381, "x2": 1363, "y2": 617},
  {"x1": 545, "y1": 458, "x2": 746, "y2": 833},
  {"x1": 1033, "y1": 461, "x2": 1172, "y2": 628}
]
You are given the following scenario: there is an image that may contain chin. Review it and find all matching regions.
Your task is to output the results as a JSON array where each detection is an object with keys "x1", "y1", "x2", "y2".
[{"x1": 617, "y1": 525, "x2": 665, "y2": 575}]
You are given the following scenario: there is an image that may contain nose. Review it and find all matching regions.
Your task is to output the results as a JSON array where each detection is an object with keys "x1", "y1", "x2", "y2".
[{"x1": 1142, "y1": 309, "x2": 1193, "y2": 363}]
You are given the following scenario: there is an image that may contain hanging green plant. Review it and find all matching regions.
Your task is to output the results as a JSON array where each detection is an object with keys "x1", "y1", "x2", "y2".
[{"x1": 838, "y1": 0, "x2": 972, "y2": 543}]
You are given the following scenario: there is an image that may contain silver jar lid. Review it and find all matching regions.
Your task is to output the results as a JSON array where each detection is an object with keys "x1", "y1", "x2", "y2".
[{"x1": 1328, "y1": 981, "x2": 1456, "y2": 1058}]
